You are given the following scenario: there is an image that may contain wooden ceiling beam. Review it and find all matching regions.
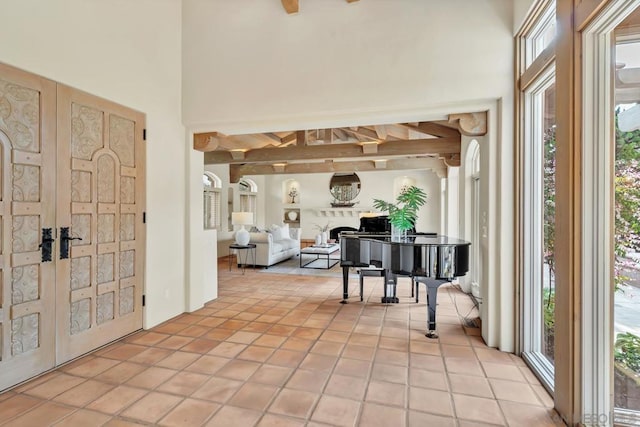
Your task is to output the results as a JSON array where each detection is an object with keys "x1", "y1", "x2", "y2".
[
  {"x1": 264, "y1": 133, "x2": 283, "y2": 144},
  {"x1": 374, "y1": 125, "x2": 388, "y2": 140},
  {"x1": 441, "y1": 153, "x2": 461, "y2": 167},
  {"x1": 281, "y1": 132, "x2": 297, "y2": 144},
  {"x1": 229, "y1": 157, "x2": 448, "y2": 183},
  {"x1": 448, "y1": 112, "x2": 488, "y2": 136},
  {"x1": 333, "y1": 128, "x2": 349, "y2": 141},
  {"x1": 230, "y1": 150, "x2": 246, "y2": 160},
  {"x1": 401, "y1": 122, "x2": 460, "y2": 138},
  {"x1": 193, "y1": 132, "x2": 220, "y2": 151},
  {"x1": 344, "y1": 126, "x2": 380, "y2": 141},
  {"x1": 361, "y1": 142, "x2": 378, "y2": 154},
  {"x1": 346, "y1": 0, "x2": 360, "y2": 3},
  {"x1": 281, "y1": 0, "x2": 298, "y2": 14},
  {"x1": 323, "y1": 128, "x2": 333, "y2": 144},
  {"x1": 296, "y1": 130, "x2": 307, "y2": 146},
  {"x1": 204, "y1": 137, "x2": 460, "y2": 164}
]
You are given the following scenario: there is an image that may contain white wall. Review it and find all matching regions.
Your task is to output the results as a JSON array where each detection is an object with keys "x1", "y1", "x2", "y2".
[
  {"x1": 259, "y1": 170, "x2": 441, "y2": 239},
  {"x1": 0, "y1": 0, "x2": 518, "y2": 350},
  {"x1": 183, "y1": 0, "x2": 516, "y2": 350},
  {"x1": 0, "y1": 0, "x2": 186, "y2": 328},
  {"x1": 513, "y1": 0, "x2": 539, "y2": 34},
  {"x1": 183, "y1": 0, "x2": 513, "y2": 129}
]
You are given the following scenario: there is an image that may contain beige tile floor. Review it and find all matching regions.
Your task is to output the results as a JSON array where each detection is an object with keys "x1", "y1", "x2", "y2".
[{"x1": 0, "y1": 260, "x2": 565, "y2": 426}]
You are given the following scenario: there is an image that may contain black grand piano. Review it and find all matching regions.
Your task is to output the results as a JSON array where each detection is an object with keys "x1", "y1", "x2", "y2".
[{"x1": 339, "y1": 216, "x2": 470, "y2": 338}]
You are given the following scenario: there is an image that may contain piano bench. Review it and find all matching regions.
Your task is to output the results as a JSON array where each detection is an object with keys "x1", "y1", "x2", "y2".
[{"x1": 357, "y1": 268, "x2": 385, "y2": 302}]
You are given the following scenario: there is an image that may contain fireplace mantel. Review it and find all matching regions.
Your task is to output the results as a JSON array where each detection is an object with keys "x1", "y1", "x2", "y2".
[{"x1": 312, "y1": 207, "x2": 376, "y2": 217}]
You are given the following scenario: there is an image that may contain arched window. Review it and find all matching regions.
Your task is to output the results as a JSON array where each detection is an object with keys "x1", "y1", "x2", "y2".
[
  {"x1": 204, "y1": 172, "x2": 222, "y2": 229},
  {"x1": 469, "y1": 142, "x2": 481, "y2": 291},
  {"x1": 239, "y1": 178, "x2": 258, "y2": 221}
]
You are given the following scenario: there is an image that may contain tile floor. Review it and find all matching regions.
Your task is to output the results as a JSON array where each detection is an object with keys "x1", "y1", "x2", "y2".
[{"x1": 0, "y1": 260, "x2": 565, "y2": 426}]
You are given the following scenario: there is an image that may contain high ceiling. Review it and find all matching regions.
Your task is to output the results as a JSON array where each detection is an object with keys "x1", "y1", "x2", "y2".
[
  {"x1": 190, "y1": 3, "x2": 491, "y2": 183},
  {"x1": 194, "y1": 112, "x2": 487, "y2": 183},
  {"x1": 280, "y1": 0, "x2": 360, "y2": 14}
]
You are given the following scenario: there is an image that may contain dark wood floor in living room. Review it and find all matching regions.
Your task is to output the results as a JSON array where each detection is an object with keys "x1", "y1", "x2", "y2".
[{"x1": 0, "y1": 260, "x2": 562, "y2": 426}]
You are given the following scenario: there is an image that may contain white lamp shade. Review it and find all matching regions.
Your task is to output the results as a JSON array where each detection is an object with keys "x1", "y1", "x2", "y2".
[
  {"x1": 232, "y1": 212, "x2": 253, "y2": 226},
  {"x1": 232, "y1": 212, "x2": 253, "y2": 246}
]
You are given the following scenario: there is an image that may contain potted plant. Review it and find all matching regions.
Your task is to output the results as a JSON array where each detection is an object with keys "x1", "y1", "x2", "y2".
[{"x1": 373, "y1": 186, "x2": 427, "y2": 240}]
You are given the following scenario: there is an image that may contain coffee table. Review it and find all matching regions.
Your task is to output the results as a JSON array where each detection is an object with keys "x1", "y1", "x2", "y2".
[{"x1": 300, "y1": 244, "x2": 340, "y2": 269}]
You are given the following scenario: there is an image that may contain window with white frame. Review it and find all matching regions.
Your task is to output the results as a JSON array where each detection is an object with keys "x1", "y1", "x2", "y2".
[
  {"x1": 579, "y1": 10, "x2": 640, "y2": 422},
  {"x1": 470, "y1": 142, "x2": 481, "y2": 292},
  {"x1": 613, "y1": 37, "x2": 640, "y2": 424},
  {"x1": 522, "y1": 67, "x2": 556, "y2": 391},
  {"x1": 525, "y1": 1, "x2": 556, "y2": 67},
  {"x1": 239, "y1": 178, "x2": 257, "y2": 220},
  {"x1": 518, "y1": 0, "x2": 557, "y2": 393},
  {"x1": 203, "y1": 172, "x2": 221, "y2": 230}
]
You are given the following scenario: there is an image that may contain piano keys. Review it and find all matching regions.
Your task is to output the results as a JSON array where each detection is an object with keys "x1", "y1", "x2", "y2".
[{"x1": 339, "y1": 232, "x2": 470, "y2": 338}]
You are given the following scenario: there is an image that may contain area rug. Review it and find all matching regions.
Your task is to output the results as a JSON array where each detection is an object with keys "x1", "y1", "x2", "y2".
[{"x1": 257, "y1": 254, "x2": 359, "y2": 278}]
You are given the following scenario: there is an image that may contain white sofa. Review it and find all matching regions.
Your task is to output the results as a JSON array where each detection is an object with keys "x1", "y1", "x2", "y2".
[{"x1": 248, "y1": 226, "x2": 301, "y2": 267}]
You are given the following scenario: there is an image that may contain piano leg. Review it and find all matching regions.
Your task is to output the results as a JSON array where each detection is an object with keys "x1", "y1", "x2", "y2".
[
  {"x1": 381, "y1": 271, "x2": 399, "y2": 304},
  {"x1": 341, "y1": 266, "x2": 350, "y2": 304},
  {"x1": 414, "y1": 277, "x2": 447, "y2": 338},
  {"x1": 425, "y1": 282, "x2": 439, "y2": 338}
]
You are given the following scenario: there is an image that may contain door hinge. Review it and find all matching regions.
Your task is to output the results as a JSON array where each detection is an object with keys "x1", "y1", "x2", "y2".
[
  {"x1": 143, "y1": 212, "x2": 146, "y2": 224},
  {"x1": 143, "y1": 129, "x2": 147, "y2": 141},
  {"x1": 142, "y1": 295, "x2": 146, "y2": 307}
]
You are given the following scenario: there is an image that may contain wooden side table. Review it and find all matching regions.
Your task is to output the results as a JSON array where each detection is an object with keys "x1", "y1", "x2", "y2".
[{"x1": 228, "y1": 243, "x2": 256, "y2": 274}]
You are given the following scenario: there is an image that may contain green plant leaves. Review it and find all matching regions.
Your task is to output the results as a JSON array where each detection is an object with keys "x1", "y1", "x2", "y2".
[
  {"x1": 614, "y1": 332, "x2": 640, "y2": 374},
  {"x1": 372, "y1": 185, "x2": 427, "y2": 231}
]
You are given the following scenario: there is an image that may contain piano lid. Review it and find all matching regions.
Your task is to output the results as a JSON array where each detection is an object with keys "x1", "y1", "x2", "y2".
[{"x1": 340, "y1": 232, "x2": 470, "y2": 247}]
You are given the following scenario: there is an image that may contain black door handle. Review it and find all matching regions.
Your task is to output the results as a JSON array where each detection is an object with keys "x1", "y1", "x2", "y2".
[
  {"x1": 60, "y1": 227, "x2": 82, "y2": 260},
  {"x1": 39, "y1": 228, "x2": 55, "y2": 262}
]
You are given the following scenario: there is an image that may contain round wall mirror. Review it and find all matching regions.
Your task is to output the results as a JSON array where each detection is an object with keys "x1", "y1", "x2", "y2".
[{"x1": 330, "y1": 173, "x2": 361, "y2": 207}]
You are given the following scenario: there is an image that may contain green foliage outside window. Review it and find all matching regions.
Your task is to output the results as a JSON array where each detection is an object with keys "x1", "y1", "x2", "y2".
[
  {"x1": 614, "y1": 109, "x2": 640, "y2": 290},
  {"x1": 543, "y1": 110, "x2": 640, "y2": 367},
  {"x1": 615, "y1": 332, "x2": 640, "y2": 375}
]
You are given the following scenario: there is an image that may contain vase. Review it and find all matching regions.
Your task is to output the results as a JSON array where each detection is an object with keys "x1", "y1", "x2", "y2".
[
  {"x1": 391, "y1": 224, "x2": 407, "y2": 242},
  {"x1": 321, "y1": 231, "x2": 328, "y2": 245},
  {"x1": 315, "y1": 234, "x2": 322, "y2": 245}
]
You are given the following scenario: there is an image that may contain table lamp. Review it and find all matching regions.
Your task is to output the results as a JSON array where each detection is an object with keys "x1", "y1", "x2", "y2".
[{"x1": 232, "y1": 212, "x2": 253, "y2": 246}]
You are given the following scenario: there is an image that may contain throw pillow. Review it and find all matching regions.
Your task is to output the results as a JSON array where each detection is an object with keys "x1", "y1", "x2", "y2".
[
  {"x1": 279, "y1": 223, "x2": 290, "y2": 240},
  {"x1": 270, "y1": 223, "x2": 290, "y2": 240}
]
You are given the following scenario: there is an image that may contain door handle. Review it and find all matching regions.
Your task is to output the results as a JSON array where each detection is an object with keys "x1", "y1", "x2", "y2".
[
  {"x1": 39, "y1": 228, "x2": 55, "y2": 262},
  {"x1": 60, "y1": 227, "x2": 82, "y2": 260}
]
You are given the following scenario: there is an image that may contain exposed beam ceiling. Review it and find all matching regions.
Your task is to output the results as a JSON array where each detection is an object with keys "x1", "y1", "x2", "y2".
[
  {"x1": 204, "y1": 137, "x2": 460, "y2": 164},
  {"x1": 230, "y1": 157, "x2": 448, "y2": 183},
  {"x1": 195, "y1": 112, "x2": 487, "y2": 182}
]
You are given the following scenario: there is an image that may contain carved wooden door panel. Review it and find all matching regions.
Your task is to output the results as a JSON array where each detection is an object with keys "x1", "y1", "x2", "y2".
[
  {"x1": 55, "y1": 86, "x2": 145, "y2": 363},
  {"x1": 0, "y1": 64, "x2": 57, "y2": 390}
]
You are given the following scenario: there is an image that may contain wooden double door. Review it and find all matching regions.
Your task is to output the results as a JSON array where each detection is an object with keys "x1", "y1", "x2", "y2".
[{"x1": 0, "y1": 63, "x2": 145, "y2": 391}]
